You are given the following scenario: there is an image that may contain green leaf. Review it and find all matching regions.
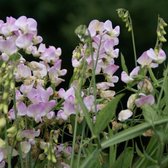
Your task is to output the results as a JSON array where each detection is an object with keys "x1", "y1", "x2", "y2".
[
  {"x1": 94, "y1": 94, "x2": 124, "y2": 136},
  {"x1": 79, "y1": 148, "x2": 99, "y2": 168},
  {"x1": 101, "y1": 117, "x2": 168, "y2": 149},
  {"x1": 113, "y1": 147, "x2": 134, "y2": 168},
  {"x1": 120, "y1": 53, "x2": 128, "y2": 73},
  {"x1": 135, "y1": 143, "x2": 144, "y2": 158},
  {"x1": 133, "y1": 137, "x2": 158, "y2": 168},
  {"x1": 142, "y1": 105, "x2": 158, "y2": 124},
  {"x1": 9, "y1": 53, "x2": 21, "y2": 61},
  {"x1": 75, "y1": 90, "x2": 94, "y2": 136}
]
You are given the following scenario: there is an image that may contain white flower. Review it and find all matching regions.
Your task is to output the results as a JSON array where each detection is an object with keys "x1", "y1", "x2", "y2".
[{"x1": 118, "y1": 109, "x2": 133, "y2": 121}]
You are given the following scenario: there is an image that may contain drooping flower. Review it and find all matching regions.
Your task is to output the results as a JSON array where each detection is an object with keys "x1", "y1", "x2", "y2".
[
  {"x1": 15, "y1": 63, "x2": 31, "y2": 80},
  {"x1": 27, "y1": 101, "x2": 56, "y2": 122},
  {"x1": 27, "y1": 85, "x2": 53, "y2": 104},
  {"x1": 135, "y1": 94, "x2": 155, "y2": 107},
  {"x1": 118, "y1": 109, "x2": 133, "y2": 121},
  {"x1": 147, "y1": 48, "x2": 166, "y2": 64},
  {"x1": 121, "y1": 66, "x2": 140, "y2": 83}
]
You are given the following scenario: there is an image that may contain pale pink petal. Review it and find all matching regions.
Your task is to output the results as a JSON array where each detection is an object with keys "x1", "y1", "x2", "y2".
[
  {"x1": 135, "y1": 94, "x2": 155, "y2": 107},
  {"x1": 121, "y1": 71, "x2": 133, "y2": 83},
  {"x1": 20, "y1": 141, "x2": 31, "y2": 154},
  {"x1": 118, "y1": 109, "x2": 133, "y2": 121}
]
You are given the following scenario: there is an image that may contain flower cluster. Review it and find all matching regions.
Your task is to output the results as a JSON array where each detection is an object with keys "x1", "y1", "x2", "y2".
[
  {"x1": 118, "y1": 47, "x2": 166, "y2": 121},
  {"x1": 0, "y1": 16, "x2": 68, "y2": 167}
]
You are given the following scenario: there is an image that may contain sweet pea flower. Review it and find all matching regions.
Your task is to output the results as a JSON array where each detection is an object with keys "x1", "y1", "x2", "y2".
[
  {"x1": 83, "y1": 95, "x2": 95, "y2": 111},
  {"x1": 121, "y1": 66, "x2": 140, "y2": 83},
  {"x1": 27, "y1": 85, "x2": 53, "y2": 104},
  {"x1": 88, "y1": 20, "x2": 104, "y2": 37},
  {"x1": 118, "y1": 109, "x2": 133, "y2": 121},
  {"x1": 57, "y1": 101, "x2": 75, "y2": 120},
  {"x1": 104, "y1": 20, "x2": 120, "y2": 37},
  {"x1": 0, "y1": 36, "x2": 17, "y2": 56},
  {"x1": 97, "y1": 82, "x2": 115, "y2": 90},
  {"x1": 40, "y1": 45, "x2": 62, "y2": 63},
  {"x1": 127, "y1": 94, "x2": 137, "y2": 110},
  {"x1": 0, "y1": 17, "x2": 17, "y2": 36},
  {"x1": 147, "y1": 48, "x2": 166, "y2": 64},
  {"x1": 15, "y1": 16, "x2": 37, "y2": 35},
  {"x1": 29, "y1": 61, "x2": 47, "y2": 78},
  {"x1": 137, "y1": 78, "x2": 153, "y2": 93},
  {"x1": 58, "y1": 87, "x2": 75, "y2": 103},
  {"x1": 135, "y1": 94, "x2": 155, "y2": 107},
  {"x1": 104, "y1": 40, "x2": 119, "y2": 57},
  {"x1": 137, "y1": 50, "x2": 158, "y2": 68},
  {"x1": 15, "y1": 63, "x2": 31, "y2": 80},
  {"x1": 103, "y1": 63, "x2": 119, "y2": 76},
  {"x1": 20, "y1": 129, "x2": 40, "y2": 154},
  {"x1": 21, "y1": 129, "x2": 40, "y2": 139},
  {"x1": 100, "y1": 90, "x2": 115, "y2": 100},
  {"x1": 27, "y1": 100, "x2": 56, "y2": 122},
  {"x1": 15, "y1": 33, "x2": 33, "y2": 49},
  {"x1": 48, "y1": 60, "x2": 67, "y2": 86}
]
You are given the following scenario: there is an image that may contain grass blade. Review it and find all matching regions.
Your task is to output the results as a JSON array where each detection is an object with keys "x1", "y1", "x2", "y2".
[{"x1": 101, "y1": 117, "x2": 168, "y2": 149}]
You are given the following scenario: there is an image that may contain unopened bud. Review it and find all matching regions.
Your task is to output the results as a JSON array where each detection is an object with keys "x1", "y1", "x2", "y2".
[
  {"x1": 0, "y1": 138, "x2": 5, "y2": 147},
  {"x1": 7, "y1": 125, "x2": 17, "y2": 135},
  {"x1": 137, "y1": 79, "x2": 153, "y2": 93},
  {"x1": 39, "y1": 153, "x2": 45, "y2": 160},
  {"x1": 0, "y1": 117, "x2": 6, "y2": 129},
  {"x1": 3, "y1": 104, "x2": 8, "y2": 114},
  {"x1": 127, "y1": 94, "x2": 137, "y2": 110},
  {"x1": 2, "y1": 92, "x2": 8, "y2": 100}
]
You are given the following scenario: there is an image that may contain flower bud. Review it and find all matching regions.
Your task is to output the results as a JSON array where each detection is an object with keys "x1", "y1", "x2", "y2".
[
  {"x1": 137, "y1": 79, "x2": 153, "y2": 93},
  {"x1": 0, "y1": 117, "x2": 6, "y2": 129},
  {"x1": 0, "y1": 138, "x2": 5, "y2": 147},
  {"x1": 7, "y1": 125, "x2": 17, "y2": 137},
  {"x1": 127, "y1": 94, "x2": 137, "y2": 110}
]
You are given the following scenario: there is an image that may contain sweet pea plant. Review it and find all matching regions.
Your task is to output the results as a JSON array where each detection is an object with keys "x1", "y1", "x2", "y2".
[{"x1": 1, "y1": 8, "x2": 168, "y2": 168}]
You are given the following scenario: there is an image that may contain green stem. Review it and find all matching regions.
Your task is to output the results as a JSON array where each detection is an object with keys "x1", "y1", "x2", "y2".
[
  {"x1": 70, "y1": 110, "x2": 78, "y2": 168},
  {"x1": 88, "y1": 33, "x2": 98, "y2": 113},
  {"x1": 130, "y1": 18, "x2": 137, "y2": 66},
  {"x1": 76, "y1": 122, "x2": 86, "y2": 168},
  {"x1": 148, "y1": 67, "x2": 159, "y2": 87}
]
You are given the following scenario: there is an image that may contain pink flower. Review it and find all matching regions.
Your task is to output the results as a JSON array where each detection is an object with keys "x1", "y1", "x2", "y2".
[
  {"x1": 15, "y1": 33, "x2": 33, "y2": 49},
  {"x1": 121, "y1": 66, "x2": 140, "y2": 83},
  {"x1": 21, "y1": 129, "x2": 40, "y2": 139},
  {"x1": 104, "y1": 40, "x2": 119, "y2": 57},
  {"x1": 0, "y1": 17, "x2": 18, "y2": 36},
  {"x1": 104, "y1": 20, "x2": 120, "y2": 37},
  {"x1": 27, "y1": 100, "x2": 56, "y2": 122},
  {"x1": 40, "y1": 46, "x2": 62, "y2": 63},
  {"x1": 97, "y1": 82, "x2": 115, "y2": 90},
  {"x1": 29, "y1": 61, "x2": 47, "y2": 78},
  {"x1": 57, "y1": 101, "x2": 75, "y2": 120},
  {"x1": 0, "y1": 36, "x2": 17, "y2": 55},
  {"x1": 147, "y1": 48, "x2": 166, "y2": 64},
  {"x1": 15, "y1": 63, "x2": 31, "y2": 80},
  {"x1": 88, "y1": 20, "x2": 104, "y2": 37},
  {"x1": 83, "y1": 95, "x2": 94, "y2": 111},
  {"x1": 135, "y1": 94, "x2": 155, "y2": 107},
  {"x1": 48, "y1": 60, "x2": 67, "y2": 86},
  {"x1": 15, "y1": 16, "x2": 37, "y2": 35},
  {"x1": 58, "y1": 87, "x2": 75, "y2": 103},
  {"x1": 103, "y1": 64, "x2": 119, "y2": 76},
  {"x1": 16, "y1": 101, "x2": 27, "y2": 116},
  {"x1": 137, "y1": 50, "x2": 158, "y2": 68},
  {"x1": 27, "y1": 85, "x2": 53, "y2": 104}
]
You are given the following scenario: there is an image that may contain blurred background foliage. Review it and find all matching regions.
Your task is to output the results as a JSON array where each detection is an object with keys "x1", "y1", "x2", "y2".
[{"x1": 0, "y1": 0, "x2": 168, "y2": 85}]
